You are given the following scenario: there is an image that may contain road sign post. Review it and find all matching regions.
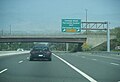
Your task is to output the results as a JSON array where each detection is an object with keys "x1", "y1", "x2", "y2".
[
  {"x1": 61, "y1": 19, "x2": 81, "y2": 33},
  {"x1": 107, "y1": 22, "x2": 110, "y2": 52}
]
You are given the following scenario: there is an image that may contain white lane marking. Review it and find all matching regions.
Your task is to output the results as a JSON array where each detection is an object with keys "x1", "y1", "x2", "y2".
[
  {"x1": 92, "y1": 59, "x2": 97, "y2": 61},
  {"x1": 110, "y1": 63, "x2": 119, "y2": 66},
  {"x1": 75, "y1": 55, "x2": 78, "y2": 56},
  {"x1": 53, "y1": 53, "x2": 97, "y2": 82},
  {"x1": 82, "y1": 54, "x2": 120, "y2": 60},
  {"x1": 27, "y1": 57, "x2": 29, "y2": 59},
  {"x1": 0, "y1": 69, "x2": 8, "y2": 74},
  {"x1": 81, "y1": 56, "x2": 85, "y2": 58},
  {"x1": 18, "y1": 60, "x2": 23, "y2": 63}
]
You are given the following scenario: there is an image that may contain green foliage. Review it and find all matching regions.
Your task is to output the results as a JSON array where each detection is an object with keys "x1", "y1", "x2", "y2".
[
  {"x1": 82, "y1": 43, "x2": 92, "y2": 51},
  {"x1": 69, "y1": 43, "x2": 78, "y2": 52},
  {"x1": 114, "y1": 27, "x2": 120, "y2": 42},
  {"x1": 0, "y1": 42, "x2": 34, "y2": 51},
  {"x1": 49, "y1": 43, "x2": 66, "y2": 51}
]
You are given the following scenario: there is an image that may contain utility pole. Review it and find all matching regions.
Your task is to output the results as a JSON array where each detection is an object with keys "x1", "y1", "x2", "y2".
[
  {"x1": 10, "y1": 25, "x2": 11, "y2": 35},
  {"x1": 1, "y1": 29, "x2": 3, "y2": 36}
]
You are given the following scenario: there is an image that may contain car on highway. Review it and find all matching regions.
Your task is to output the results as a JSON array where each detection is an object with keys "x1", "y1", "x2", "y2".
[{"x1": 29, "y1": 45, "x2": 52, "y2": 61}]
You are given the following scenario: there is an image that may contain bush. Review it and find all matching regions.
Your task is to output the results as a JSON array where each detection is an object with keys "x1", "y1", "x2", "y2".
[{"x1": 82, "y1": 43, "x2": 92, "y2": 51}]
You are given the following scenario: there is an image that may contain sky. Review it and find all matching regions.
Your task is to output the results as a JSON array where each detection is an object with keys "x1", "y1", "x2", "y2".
[{"x1": 0, "y1": 0, "x2": 120, "y2": 34}]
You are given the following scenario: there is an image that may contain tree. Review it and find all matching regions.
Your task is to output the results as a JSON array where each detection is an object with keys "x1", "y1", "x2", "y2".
[
  {"x1": 114, "y1": 27, "x2": 120, "y2": 43},
  {"x1": 82, "y1": 43, "x2": 92, "y2": 51}
]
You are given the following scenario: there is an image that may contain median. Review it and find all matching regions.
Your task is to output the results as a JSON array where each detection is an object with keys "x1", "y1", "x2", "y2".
[{"x1": 0, "y1": 51, "x2": 30, "y2": 57}]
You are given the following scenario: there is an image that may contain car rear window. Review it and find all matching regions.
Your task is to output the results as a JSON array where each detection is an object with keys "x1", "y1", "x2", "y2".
[{"x1": 33, "y1": 47, "x2": 49, "y2": 51}]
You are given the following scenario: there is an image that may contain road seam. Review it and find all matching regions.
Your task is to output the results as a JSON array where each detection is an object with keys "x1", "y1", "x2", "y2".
[
  {"x1": 0, "y1": 68, "x2": 8, "y2": 74},
  {"x1": 53, "y1": 53, "x2": 97, "y2": 82},
  {"x1": 92, "y1": 59, "x2": 97, "y2": 61}
]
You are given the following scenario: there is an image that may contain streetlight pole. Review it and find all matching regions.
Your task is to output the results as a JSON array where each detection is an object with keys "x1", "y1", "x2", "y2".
[{"x1": 10, "y1": 25, "x2": 11, "y2": 35}]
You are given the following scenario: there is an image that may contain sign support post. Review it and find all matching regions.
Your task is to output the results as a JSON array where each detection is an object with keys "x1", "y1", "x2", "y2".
[{"x1": 107, "y1": 22, "x2": 110, "y2": 52}]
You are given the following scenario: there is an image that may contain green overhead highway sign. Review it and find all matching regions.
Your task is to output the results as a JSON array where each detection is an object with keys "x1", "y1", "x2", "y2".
[{"x1": 61, "y1": 19, "x2": 81, "y2": 32}]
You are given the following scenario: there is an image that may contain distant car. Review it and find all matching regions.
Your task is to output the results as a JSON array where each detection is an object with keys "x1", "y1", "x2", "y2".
[{"x1": 29, "y1": 45, "x2": 52, "y2": 61}]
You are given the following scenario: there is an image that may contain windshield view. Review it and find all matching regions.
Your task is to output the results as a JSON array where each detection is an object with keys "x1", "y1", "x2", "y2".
[{"x1": 0, "y1": 0, "x2": 120, "y2": 82}]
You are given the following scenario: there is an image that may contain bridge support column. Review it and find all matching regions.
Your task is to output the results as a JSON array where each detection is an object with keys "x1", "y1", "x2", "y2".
[{"x1": 66, "y1": 43, "x2": 69, "y2": 52}]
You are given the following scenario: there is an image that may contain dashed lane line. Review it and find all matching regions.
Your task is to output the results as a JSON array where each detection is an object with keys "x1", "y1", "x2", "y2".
[
  {"x1": 0, "y1": 68, "x2": 8, "y2": 74},
  {"x1": 81, "y1": 54, "x2": 120, "y2": 60},
  {"x1": 81, "y1": 56, "x2": 86, "y2": 58},
  {"x1": 53, "y1": 53, "x2": 97, "y2": 82},
  {"x1": 92, "y1": 59, "x2": 97, "y2": 61},
  {"x1": 18, "y1": 60, "x2": 23, "y2": 63},
  {"x1": 27, "y1": 57, "x2": 29, "y2": 59},
  {"x1": 110, "y1": 63, "x2": 119, "y2": 66}
]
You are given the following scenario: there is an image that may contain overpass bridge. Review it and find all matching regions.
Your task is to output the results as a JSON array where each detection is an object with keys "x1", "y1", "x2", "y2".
[
  {"x1": 0, "y1": 35, "x2": 87, "y2": 43},
  {"x1": 0, "y1": 34, "x2": 116, "y2": 52},
  {"x1": 0, "y1": 34, "x2": 115, "y2": 48}
]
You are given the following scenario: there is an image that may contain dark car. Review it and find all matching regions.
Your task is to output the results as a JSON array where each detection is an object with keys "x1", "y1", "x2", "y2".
[{"x1": 29, "y1": 45, "x2": 52, "y2": 61}]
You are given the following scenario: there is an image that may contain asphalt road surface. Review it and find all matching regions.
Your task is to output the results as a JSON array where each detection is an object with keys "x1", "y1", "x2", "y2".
[{"x1": 0, "y1": 52, "x2": 120, "y2": 82}]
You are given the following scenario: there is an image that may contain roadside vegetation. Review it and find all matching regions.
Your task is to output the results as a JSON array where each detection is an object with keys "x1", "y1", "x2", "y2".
[{"x1": 92, "y1": 27, "x2": 120, "y2": 51}]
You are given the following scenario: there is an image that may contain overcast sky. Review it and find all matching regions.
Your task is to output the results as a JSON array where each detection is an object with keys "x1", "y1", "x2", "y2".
[{"x1": 0, "y1": 0, "x2": 120, "y2": 33}]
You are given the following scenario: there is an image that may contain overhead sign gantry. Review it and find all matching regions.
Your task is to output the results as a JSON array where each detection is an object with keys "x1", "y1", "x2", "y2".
[{"x1": 61, "y1": 19, "x2": 110, "y2": 52}]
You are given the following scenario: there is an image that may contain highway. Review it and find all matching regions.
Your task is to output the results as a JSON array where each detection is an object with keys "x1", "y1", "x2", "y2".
[{"x1": 0, "y1": 52, "x2": 120, "y2": 82}]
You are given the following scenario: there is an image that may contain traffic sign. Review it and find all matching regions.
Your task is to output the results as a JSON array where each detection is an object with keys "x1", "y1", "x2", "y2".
[{"x1": 61, "y1": 19, "x2": 81, "y2": 32}]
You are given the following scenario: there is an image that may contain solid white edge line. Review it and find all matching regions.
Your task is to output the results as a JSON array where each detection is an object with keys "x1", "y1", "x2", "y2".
[
  {"x1": 53, "y1": 53, "x2": 97, "y2": 82},
  {"x1": 110, "y1": 63, "x2": 119, "y2": 66},
  {"x1": 0, "y1": 68, "x2": 8, "y2": 74},
  {"x1": 18, "y1": 60, "x2": 23, "y2": 63}
]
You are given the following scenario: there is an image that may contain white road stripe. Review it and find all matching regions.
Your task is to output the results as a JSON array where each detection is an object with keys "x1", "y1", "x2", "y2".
[
  {"x1": 0, "y1": 69, "x2": 8, "y2": 74},
  {"x1": 27, "y1": 57, "x2": 29, "y2": 59},
  {"x1": 53, "y1": 53, "x2": 97, "y2": 82},
  {"x1": 81, "y1": 56, "x2": 85, "y2": 58},
  {"x1": 110, "y1": 63, "x2": 119, "y2": 66},
  {"x1": 92, "y1": 59, "x2": 97, "y2": 61},
  {"x1": 18, "y1": 60, "x2": 23, "y2": 63}
]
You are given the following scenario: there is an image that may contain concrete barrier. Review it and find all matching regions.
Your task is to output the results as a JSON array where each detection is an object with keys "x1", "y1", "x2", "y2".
[{"x1": 0, "y1": 51, "x2": 30, "y2": 57}]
